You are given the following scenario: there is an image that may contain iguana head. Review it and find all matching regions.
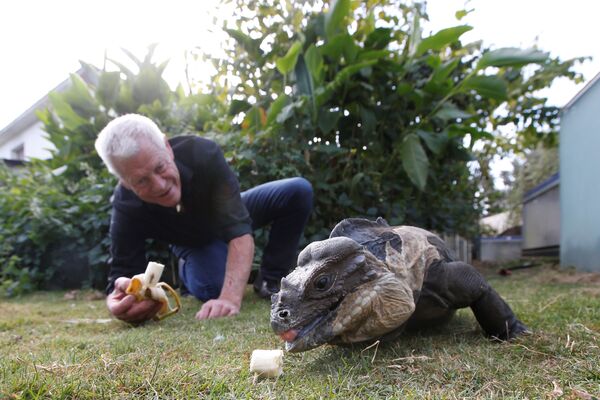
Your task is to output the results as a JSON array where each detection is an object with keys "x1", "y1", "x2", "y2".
[{"x1": 270, "y1": 236, "x2": 383, "y2": 352}]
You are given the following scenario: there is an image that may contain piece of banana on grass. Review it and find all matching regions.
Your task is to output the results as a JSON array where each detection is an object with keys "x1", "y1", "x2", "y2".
[
  {"x1": 249, "y1": 349, "x2": 284, "y2": 378},
  {"x1": 125, "y1": 261, "x2": 182, "y2": 320}
]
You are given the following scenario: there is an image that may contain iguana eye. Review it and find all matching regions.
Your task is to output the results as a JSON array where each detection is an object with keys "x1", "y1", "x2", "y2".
[{"x1": 314, "y1": 275, "x2": 332, "y2": 291}]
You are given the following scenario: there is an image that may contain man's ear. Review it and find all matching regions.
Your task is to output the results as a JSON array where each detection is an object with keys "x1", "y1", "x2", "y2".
[
  {"x1": 119, "y1": 178, "x2": 132, "y2": 190},
  {"x1": 164, "y1": 137, "x2": 174, "y2": 160}
]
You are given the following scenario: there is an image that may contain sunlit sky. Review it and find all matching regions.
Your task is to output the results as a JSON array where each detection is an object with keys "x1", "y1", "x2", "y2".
[{"x1": 1, "y1": 0, "x2": 598, "y2": 132}]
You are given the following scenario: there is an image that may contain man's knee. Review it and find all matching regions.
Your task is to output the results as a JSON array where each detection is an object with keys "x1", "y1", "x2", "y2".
[{"x1": 286, "y1": 177, "x2": 313, "y2": 211}]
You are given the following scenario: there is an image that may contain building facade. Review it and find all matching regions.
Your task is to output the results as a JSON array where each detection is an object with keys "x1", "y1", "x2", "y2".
[
  {"x1": 560, "y1": 73, "x2": 600, "y2": 272},
  {"x1": 0, "y1": 68, "x2": 94, "y2": 162}
]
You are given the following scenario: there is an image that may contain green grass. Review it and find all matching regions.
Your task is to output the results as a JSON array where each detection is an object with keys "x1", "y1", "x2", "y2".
[{"x1": 1, "y1": 265, "x2": 599, "y2": 399}]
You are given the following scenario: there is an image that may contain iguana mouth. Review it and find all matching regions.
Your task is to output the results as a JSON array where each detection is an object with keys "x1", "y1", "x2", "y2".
[
  {"x1": 280, "y1": 296, "x2": 345, "y2": 352},
  {"x1": 281, "y1": 315, "x2": 326, "y2": 351}
]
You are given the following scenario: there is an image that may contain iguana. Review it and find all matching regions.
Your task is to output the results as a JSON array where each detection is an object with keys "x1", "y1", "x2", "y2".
[{"x1": 271, "y1": 218, "x2": 529, "y2": 352}]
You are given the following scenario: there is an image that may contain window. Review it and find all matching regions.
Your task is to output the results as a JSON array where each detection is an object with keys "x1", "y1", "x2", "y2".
[{"x1": 11, "y1": 143, "x2": 25, "y2": 160}]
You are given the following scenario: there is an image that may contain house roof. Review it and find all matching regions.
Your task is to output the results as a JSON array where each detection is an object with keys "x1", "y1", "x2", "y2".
[
  {"x1": 1, "y1": 158, "x2": 26, "y2": 168},
  {"x1": 562, "y1": 71, "x2": 600, "y2": 112},
  {"x1": 523, "y1": 172, "x2": 559, "y2": 203},
  {"x1": 0, "y1": 66, "x2": 96, "y2": 146},
  {"x1": 480, "y1": 211, "x2": 512, "y2": 235}
]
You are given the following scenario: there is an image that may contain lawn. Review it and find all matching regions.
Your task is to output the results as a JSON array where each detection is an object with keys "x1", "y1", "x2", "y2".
[{"x1": 1, "y1": 264, "x2": 599, "y2": 399}]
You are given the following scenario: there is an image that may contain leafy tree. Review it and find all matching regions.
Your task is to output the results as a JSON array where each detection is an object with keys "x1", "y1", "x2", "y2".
[
  {"x1": 190, "y1": 0, "x2": 582, "y2": 239},
  {"x1": 0, "y1": 1, "x2": 584, "y2": 295}
]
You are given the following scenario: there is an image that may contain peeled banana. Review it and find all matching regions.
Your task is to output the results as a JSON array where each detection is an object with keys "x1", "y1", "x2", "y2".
[
  {"x1": 125, "y1": 261, "x2": 181, "y2": 320},
  {"x1": 249, "y1": 349, "x2": 284, "y2": 378}
]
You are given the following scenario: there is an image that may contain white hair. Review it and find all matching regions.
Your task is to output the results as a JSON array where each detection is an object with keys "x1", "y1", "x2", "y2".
[{"x1": 95, "y1": 114, "x2": 166, "y2": 176}]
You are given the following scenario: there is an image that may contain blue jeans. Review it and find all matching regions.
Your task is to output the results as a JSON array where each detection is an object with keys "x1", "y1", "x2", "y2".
[{"x1": 172, "y1": 177, "x2": 313, "y2": 302}]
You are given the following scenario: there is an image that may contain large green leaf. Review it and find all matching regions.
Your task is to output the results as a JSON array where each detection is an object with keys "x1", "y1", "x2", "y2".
[
  {"x1": 364, "y1": 27, "x2": 393, "y2": 50},
  {"x1": 304, "y1": 45, "x2": 324, "y2": 85},
  {"x1": 320, "y1": 34, "x2": 359, "y2": 63},
  {"x1": 357, "y1": 49, "x2": 389, "y2": 62},
  {"x1": 399, "y1": 133, "x2": 429, "y2": 190},
  {"x1": 266, "y1": 95, "x2": 289, "y2": 126},
  {"x1": 424, "y1": 58, "x2": 460, "y2": 95},
  {"x1": 434, "y1": 104, "x2": 473, "y2": 122},
  {"x1": 96, "y1": 72, "x2": 121, "y2": 108},
  {"x1": 446, "y1": 124, "x2": 493, "y2": 141},
  {"x1": 350, "y1": 172, "x2": 365, "y2": 194},
  {"x1": 294, "y1": 55, "x2": 316, "y2": 119},
  {"x1": 63, "y1": 74, "x2": 98, "y2": 118},
  {"x1": 276, "y1": 41, "x2": 303, "y2": 75},
  {"x1": 121, "y1": 47, "x2": 143, "y2": 67},
  {"x1": 49, "y1": 92, "x2": 89, "y2": 131},
  {"x1": 276, "y1": 100, "x2": 304, "y2": 124},
  {"x1": 225, "y1": 28, "x2": 262, "y2": 59},
  {"x1": 316, "y1": 60, "x2": 377, "y2": 105},
  {"x1": 325, "y1": 0, "x2": 351, "y2": 40},
  {"x1": 318, "y1": 108, "x2": 340, "y2": 134},
  {"x1": 430, "y1": 58, "x2": 460, "y2": 83},
  {"x1": 360, "y1": 107, "x2": 376, "y2": 135},
  {"x1": 229, "y1": 99, "x2": 252, "y2": 116},
  {"x1": 356, "y1": 11, "x2": 376, "y2": 41},
  {"x1": 416, "y1": 130, "x2": 447, "y2": 155},
  {"x1": 461, "y1": 75, "x2": 508, "y2": 100},
  {"x1": 477, "y1": 47, "x2": 549, "y2": 69},
  {"x1": 416, "y1": 25, "x2": 472, "y2": 56},
  {"x1": 241, "y1": 105, "x2": 266, "y2": 136},
  {"x1": 407, "y1": 8, "x2": 422, "y2": 56}
]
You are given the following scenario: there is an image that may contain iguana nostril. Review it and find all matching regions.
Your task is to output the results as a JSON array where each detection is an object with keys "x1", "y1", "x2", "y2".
[{"x1": 278, "y1": 309, "x2": 290, "y2": 319}]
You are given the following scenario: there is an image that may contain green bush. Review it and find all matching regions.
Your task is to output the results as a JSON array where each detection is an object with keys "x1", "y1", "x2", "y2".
[
  {"x1": 197, "y1": 0, "x2": 583, "y2": 239},
  {"x1": 0, "y1": 163, "x2": 113, "y2": 295},
  {"x1": 0, "y1": 2, "x2": 584, "y2": 296},
  {"x1": 0, "y1": 46, "x2": 180, "y2": 296}
]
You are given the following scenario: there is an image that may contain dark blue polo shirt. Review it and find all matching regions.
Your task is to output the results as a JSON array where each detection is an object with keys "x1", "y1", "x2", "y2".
[{"x1": 106, "y1": 135, "x2": 252, "y2": 293}]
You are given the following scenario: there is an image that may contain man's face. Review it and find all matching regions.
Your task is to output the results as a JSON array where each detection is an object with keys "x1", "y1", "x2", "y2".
[{"x1": 115, "y1": 139, "x2": 182, "y2": 208}]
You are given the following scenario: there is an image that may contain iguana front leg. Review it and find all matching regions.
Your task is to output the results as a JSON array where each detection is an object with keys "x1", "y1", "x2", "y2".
[{"x1": 424, "y1": 261, "x2": 529, "y2": 340}]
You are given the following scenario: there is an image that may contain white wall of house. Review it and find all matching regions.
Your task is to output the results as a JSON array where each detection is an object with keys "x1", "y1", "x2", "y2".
[
  {"x1": 0, "y1": 67, "x2": 93, "y2": 163},
  {"x1": 0, "y1": 120, "x2": 54, "y2": 160}
]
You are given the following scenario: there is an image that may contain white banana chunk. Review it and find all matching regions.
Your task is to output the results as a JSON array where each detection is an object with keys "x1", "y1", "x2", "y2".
[
  {"x1": 144, "y1": 261, "x2": 164, "y2": 286},
  {"x1": 126, "y1": 261, "x2": 181, "y2": 320},
  {"x1": 249, "y1": 349, "x2": 284, "y2": 378}
]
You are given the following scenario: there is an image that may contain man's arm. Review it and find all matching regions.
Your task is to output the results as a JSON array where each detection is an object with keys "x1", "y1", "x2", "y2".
[
  {"x1": 106, "y1": 200, "x2": 162, "y2": 323},
  {"x1": 195, "y1": 233, "x2": 255, "y2": 320}
]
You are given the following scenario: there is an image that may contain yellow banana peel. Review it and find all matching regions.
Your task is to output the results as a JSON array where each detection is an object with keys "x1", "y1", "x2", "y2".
[{"x1": 126, "y1": 261, "x2": 181, "y2": 320}]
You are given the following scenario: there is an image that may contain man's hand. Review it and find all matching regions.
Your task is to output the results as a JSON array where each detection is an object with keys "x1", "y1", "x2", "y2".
[
  {"x1": 195, "y1": 298, "x2": 240, "y2": 320},
  {"x1": 107, "y1": 277, "x2": 163, "y2": 323}
]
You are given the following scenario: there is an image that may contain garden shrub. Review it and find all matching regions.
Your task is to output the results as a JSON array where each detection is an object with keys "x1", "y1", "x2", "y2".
[{"x1": 0, "y1": 2, "x2": 584, "y2": 295}]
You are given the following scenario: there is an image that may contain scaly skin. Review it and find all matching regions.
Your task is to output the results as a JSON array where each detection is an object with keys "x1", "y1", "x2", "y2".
[{"x1": 271, "y1": 218, "x2": 529, "y2": 352}]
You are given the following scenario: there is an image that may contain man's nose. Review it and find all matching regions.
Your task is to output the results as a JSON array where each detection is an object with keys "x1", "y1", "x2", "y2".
[{"x1": 149, "y1": 174, "x2": 167, "y2": 192}]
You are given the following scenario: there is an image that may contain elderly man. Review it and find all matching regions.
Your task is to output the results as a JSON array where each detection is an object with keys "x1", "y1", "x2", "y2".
[{"x1": 95, "y1": 114, "x2": 313, "y2": 323}]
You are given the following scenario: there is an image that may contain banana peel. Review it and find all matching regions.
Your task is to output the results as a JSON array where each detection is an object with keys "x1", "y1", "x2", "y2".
[{"x1": 125, "y1": 261, "x2": 181, "y2": 320}]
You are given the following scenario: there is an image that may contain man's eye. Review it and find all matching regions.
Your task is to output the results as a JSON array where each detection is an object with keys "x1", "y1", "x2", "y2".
[
  {"x1": 136, "y1": 177, "x2": 149, "y2": 187},
  {"x1": 156, "y1": 163, "x2": 165, "y2": 173}
]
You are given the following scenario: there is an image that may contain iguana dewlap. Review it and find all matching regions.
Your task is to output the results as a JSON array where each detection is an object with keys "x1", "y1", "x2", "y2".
[{"x1": 126, "y1": 261, "x2": 181, "y2": 320}]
